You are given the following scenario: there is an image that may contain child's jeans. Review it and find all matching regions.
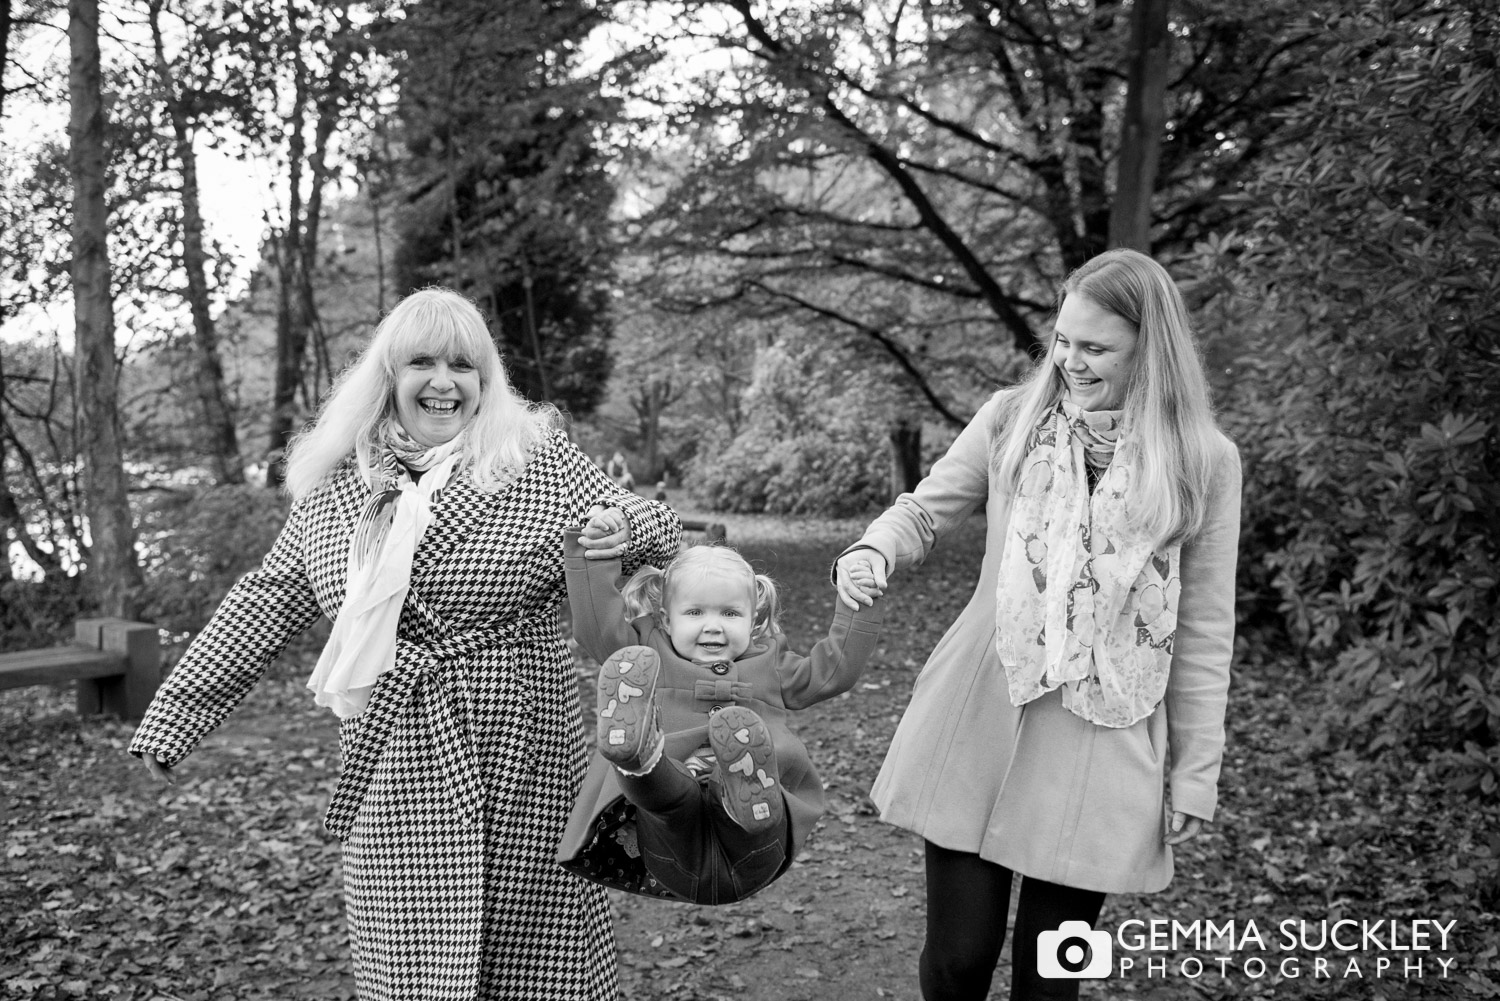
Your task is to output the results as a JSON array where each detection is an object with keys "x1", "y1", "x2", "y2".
[{"x1": 617, "y1": 756, "x2": 788, "y2": 904}]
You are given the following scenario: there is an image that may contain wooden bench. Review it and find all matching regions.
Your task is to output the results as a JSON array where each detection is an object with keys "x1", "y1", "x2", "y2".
[
  {"x1": 680, "y1": 519, "x2": 728, "y2": 544},
  {"x1": 0, "y1": 618, "x2": 162, "y2": 720}
]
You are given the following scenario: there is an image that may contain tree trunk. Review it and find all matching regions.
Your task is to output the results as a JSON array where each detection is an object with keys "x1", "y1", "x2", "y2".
[
  {"x1": 0, "y1": 440, "x2": 15, "y2": 586},
  {"x1": 888, "y1": 419, "x2": 922, "y2": 501},
  {"x1": 267, "y1": 238, "x2": 307, "y2": 486},
  {"x1": 69, "y1": 0, "x2": 141, "y2": 616},
  {"x1": 265, "y1": 33, "x2": 310, "y2": 488},
  {"x1": 0, "y1": 353, "x2": 60, "y2": 583},
  {"x1": 149, "y1": 0, "x2": 244, "y2": 485},
  {"x1": 0, "y1": 440, "x2": 63, "y2": 579},
  {"x1": 1, "y1": 0, "x2": 13, "y2": 124},
  {"x1": 265, "y1": 2, "x2": 356, "y2": 486},
  {"x1": 521, "y1": 269, "x2": 553, "y2": 401},
  {"x1": 1108, "y1": 0, "x2": 1171, "y2": 252},
  {"x1": 632, "y1": 379, "x2": 671, "y2": 483}
]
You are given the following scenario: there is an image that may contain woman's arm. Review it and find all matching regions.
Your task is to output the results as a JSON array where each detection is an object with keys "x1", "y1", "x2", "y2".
[
  {"x1": 1164, "y1": 438, "x2": 1243, "y2": 825},
  {"x1": 833, "y1": 392, "x2": 1008, "y2": 609},
  {"x1": 129, "y1": 499, "x2": 325, "y2": 769},
  {"x1": 560, "y1": 438, "x2": 681, "y2": 571}
]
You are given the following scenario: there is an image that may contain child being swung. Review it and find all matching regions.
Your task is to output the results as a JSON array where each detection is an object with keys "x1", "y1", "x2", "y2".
[{"x1": 557, "y1": 518, "x2": 884, "y2": 905}]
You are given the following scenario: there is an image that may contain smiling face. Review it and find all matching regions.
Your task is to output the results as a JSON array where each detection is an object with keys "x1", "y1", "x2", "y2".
[
  {"x1": 1050, "y1": 293, "x2": 1140, "y2": 411},
  {"x1": 664, "y1": 569, "x2": 756, "y2": 666},
  {"x1": 392, "y1": 353, "x2": 481, "y2": 447}
]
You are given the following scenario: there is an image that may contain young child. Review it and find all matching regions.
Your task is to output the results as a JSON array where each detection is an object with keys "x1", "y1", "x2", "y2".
[{"x1": 557, "y1": 519, "x2": 884, "y2": 905}]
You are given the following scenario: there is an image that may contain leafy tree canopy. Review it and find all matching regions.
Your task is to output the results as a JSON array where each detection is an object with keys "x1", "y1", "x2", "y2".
[{"x1": 380, "y1": 0, "x2": 621, "y2": 413}]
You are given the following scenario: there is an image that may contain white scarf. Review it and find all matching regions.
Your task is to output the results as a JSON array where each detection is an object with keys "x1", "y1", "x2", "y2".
[
  {"x1": 306, "y1": 426, "x2": 466, "y2": 719},
  {"x1": 995, "y1": 401, "x2": 1181, "y2": 728}
]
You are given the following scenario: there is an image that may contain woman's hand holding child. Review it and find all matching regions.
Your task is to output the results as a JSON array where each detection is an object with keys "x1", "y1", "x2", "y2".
[
  {"x1": 834, "y1": 550, "x2": 888, "y2": 610},
  {"x1": 580, "y1": 506, "x2": 632, "y2": 560}
]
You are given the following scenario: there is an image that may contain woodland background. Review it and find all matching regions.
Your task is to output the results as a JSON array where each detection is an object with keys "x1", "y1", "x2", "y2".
[{"x1": 0, "y1": 0, "x2": 1498, "y2": 994}]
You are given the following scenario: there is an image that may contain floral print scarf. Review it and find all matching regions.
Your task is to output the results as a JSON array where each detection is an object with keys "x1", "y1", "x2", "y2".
[{"x1": 995, "y1": 401, "x2": 1181, "y2": 728}]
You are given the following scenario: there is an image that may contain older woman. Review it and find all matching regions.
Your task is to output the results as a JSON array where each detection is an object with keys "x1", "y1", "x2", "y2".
[
  {"x1": 130, "y1": 288, "x2": 680, "y2": 1000},
  {"x1": 835, "y1": 250, "x2": 1241, "y2": 1000}
]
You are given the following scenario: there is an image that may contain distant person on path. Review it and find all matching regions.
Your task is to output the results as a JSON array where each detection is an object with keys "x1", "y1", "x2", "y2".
[
  {"x1": 605, "y1": 450, "x2": 636, "y2": 492},
  {"x1": 558, "y1": 517, "x2": 884, "y2": 903},
  {"x1": 833, "y1": 249, "x2": 1241, "y2": 1001},
  {"x1": 129, "y1": 288, "x2": 681, "y2": 1000}
]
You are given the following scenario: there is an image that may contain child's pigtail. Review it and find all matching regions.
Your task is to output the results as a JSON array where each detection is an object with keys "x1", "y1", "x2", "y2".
[
  {"x1": 751, "y1": 573, "x2": 781, "y2": 639},
  {"x1": 621, "y1": 565, "x2": 666, "y2": 623}
]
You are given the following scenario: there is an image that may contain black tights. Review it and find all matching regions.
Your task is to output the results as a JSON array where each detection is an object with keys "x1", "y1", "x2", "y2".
[{"x1": 919, "y1": 841, "x2": 1106, "y2": 1001}]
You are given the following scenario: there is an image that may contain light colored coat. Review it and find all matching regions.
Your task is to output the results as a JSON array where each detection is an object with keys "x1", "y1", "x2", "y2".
[
  {"x1": 130, "y1": 431, "x2": 681, "y2": 1000},
  {"x1": 863, "y1": 392, "x2": 1241, "y2": 894}
]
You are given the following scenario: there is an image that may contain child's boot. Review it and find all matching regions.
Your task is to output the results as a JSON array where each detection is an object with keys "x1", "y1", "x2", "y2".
[
  {"x1": 597, "y1": 646, "x2": 663, "y2": 774},
  {"x1": 709, "y1": 705, "x2": 783, "y2": 834}
]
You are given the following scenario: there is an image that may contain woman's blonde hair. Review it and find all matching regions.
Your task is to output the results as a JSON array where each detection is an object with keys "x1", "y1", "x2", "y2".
[
  {"x1": 283, "y1": 288, "x2": 557, "y2": 499},
  {"x1": 990, "y1": 249, "x2": 1223, "y2": 547},
  {"x1": 621, "y1": 545, "x2": 781, "y2": 642}
]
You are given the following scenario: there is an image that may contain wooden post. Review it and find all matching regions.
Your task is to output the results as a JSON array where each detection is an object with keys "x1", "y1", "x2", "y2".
[{"x1": 74, "y1": 617, "x2": 161, "y2": 719}]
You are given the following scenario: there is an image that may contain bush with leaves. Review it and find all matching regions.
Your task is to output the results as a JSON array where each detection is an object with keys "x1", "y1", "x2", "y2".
[
  {"x1": 692, "y1": 427, "x2": 891, "y2": 518},
  {"x1": 1212, "y1": 0, "x2": 1500, "y2": 802},
  {"x1": 689, "y1": 339, "x2": 893, "y2": 517},
  {"x1": 0, "y1": 576, "x2": 84, "y2": 654},
  {"x1": 135, "y1": 483, "x2": 293, "y2": 658}
]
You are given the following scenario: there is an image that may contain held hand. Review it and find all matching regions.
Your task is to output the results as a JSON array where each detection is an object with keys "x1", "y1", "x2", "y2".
[
  {"x1": 580, "y1": 506, "x2": 632, "y2": 561},
  {"x1": 834, "y1": 550, "x2": 888, "y2": 610},
  {"x1": 1164, "y1": 811, "x2": 1204, "y2": 846},
  {"x1": 141, "y1": 752, "x2": 176, "y2": 786}
]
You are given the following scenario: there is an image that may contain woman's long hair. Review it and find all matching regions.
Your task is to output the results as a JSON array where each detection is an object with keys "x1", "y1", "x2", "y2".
[
  {"x1": 621, "y1": 546, "x2": 781, "y2": 643},
  {"x1": 283, "y1": 288, "x2": 556, "y2": 500},
  {"x1": 990, "y1": 249, "x2": 1223, "y2": 547}
]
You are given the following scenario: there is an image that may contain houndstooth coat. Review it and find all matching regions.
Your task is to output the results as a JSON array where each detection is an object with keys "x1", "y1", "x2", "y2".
[{"x1": 129, "y1": 430, "x2": 681, "y2": 1000}]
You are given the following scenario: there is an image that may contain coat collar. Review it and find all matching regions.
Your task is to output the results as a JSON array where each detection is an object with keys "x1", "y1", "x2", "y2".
[{"x1": 315, "y1": 459, "x2": 492, "y2": 582}]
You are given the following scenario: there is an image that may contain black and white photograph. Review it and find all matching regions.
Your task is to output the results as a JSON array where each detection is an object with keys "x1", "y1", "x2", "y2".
[{"x1": 2, "y1": 1, "x2": 1496, "y2": 998}]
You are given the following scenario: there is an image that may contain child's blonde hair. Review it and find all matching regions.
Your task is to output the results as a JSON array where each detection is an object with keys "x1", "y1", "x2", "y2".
[{"x1": 622, "y1": 545, "x2": 781, "y2": 641}]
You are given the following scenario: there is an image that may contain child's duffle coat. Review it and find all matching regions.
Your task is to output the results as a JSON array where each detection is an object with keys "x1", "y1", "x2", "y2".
[
  {"x1": 557, "y1": 530, "x2": 883, "y2": 897},
  {"x1": 861, "y1": 391, "x2": 1242, "y2": 894}
]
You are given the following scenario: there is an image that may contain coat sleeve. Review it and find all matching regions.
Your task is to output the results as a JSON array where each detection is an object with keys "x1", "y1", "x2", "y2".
[
  {"x1": 563, "y1": 527, "x2": 642, "y2": 664},
  {"x1": 845, "y1": 392, "x2": 1006, "y2": 574},
  {"x1": 1163, "y1": 437, "x2": 1242, "y2": 823},
  {"x1": 778, "y1": 601, "x2": 885, "y2": 711},
  {"x1": 554, "y1": 435, "x2": 680, "y2": 575},
  {"x1": 129, "y1": 498, "x2": 325, "y2": 766}
]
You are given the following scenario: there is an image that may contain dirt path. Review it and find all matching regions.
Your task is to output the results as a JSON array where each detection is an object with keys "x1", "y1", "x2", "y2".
[{"x1": 606, "y1": 676, "x2": 932, "y2": 1001}]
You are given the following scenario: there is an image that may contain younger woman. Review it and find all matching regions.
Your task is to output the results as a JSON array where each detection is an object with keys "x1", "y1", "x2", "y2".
[
  {"x1": 834, "y1": 249, "x2": 1241, "y2": 1000},
  {"x1": 557, "y1": 520, "x2": 883, "y2": 904}
]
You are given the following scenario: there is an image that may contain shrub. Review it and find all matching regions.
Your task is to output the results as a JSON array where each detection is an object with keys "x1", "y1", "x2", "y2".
[
  {"x1": 0, "y1": 575, "x2": 84, "y2": 654},
  {"x1": 692, "y1": 425, "x2": 889, "y2": 517},
  {"x1": 135, "y1": 483, "x2": 292, "y2": 658},
  {"x1": 687, "y1": 339, "x2": 894, "y2": 517},
  {"x1": 1212, "y1": 0, "x2": 1500, "y2": 801}
]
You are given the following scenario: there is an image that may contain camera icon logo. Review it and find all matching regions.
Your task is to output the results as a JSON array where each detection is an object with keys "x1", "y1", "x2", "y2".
[{"x1": 1036, "y1": 920, "x2": 1112, "y2": 979}]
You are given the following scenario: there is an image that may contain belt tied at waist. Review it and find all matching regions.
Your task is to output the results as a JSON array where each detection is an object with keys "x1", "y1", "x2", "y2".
[
  {"x1": 694, "y1": 679, "x2": 754, "y2": 703},
  {"x1": 322, "y1": 613, "x2": 554, "y2": 839}
]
